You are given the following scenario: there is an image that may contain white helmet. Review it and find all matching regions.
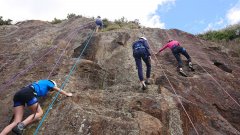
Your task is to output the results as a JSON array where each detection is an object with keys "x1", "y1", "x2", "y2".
[
  {"x1": 139, "y1": 37, "x2": 147, "y2": 40},
  {"x1": 49, "y1": 80, "x2": 57, "y2": 87}
]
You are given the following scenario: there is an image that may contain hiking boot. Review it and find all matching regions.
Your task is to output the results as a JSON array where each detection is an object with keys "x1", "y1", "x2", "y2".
[
  {"x1": 12, "y1": 122, "x2": 24, "y2": 135},
  {"x1": 179, "y1": 68, "x2": 187, "y2": 77}
]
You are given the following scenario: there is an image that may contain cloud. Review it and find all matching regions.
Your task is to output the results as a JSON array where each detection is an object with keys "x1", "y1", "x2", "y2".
[
  {"x1": 203, "y1": 18, "x2": 226, "y2": 32},
  {"x1": 227, "y1": 0, "x2": 240, "y2": 24},
  {"x1": 203, "y1": 1, "x2": 240, "y2": 32},
  {"x1": 0, "y1": 0, "x2": 175, "y2": 28},
  {"x1": 204, "y1": 23, "x2": 214, "y2": 32},
  {"x1": 216, "y1": 18, "x2": 224, "y2": 25}
]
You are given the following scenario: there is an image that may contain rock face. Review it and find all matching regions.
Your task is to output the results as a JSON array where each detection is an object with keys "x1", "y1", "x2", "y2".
[{"x1": 0, "y1": 17, "x2": 240, "y2": 135}]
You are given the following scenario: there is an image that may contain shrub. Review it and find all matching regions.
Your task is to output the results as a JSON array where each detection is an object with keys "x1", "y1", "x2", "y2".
[
  {"x1": 102, "y1": 18, "x2": 111, "y2": 28},
  {"x1": 51, "y1": 18, "x2": 62, "y2": 24},
  {"x1": 0, "y1": 16, "x2": 12, "y2": 25},
  {"x1": 67, "y1": 13, "x2": 77, "y2": 19},
  {"x1": 67, "y1": 13, "x2": 82, "y2": 19},
  {"x1": 114, "y1": 17, "x2": 128, "y2": 27},
  {"x1": 198, "y1": 23, "x2": 240, "y2": 57},
  {"x1": 103, "y1": 24, "x2": 121, "y2": 31},
  {"x1": 102, "y1": 17, "x2": 141, "y2": 31},
  {"x1": 198, "y1": 23, "x2": 240, "y2": 42}
]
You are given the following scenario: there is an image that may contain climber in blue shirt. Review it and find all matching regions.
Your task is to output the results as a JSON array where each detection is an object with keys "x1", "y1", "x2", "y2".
[
  {"x1": 95, "y1": 16, "x2": 103, "y2": 32},
  {"x1": 132, "y1": 37, "x2": 152, "y2": 90},
  {"x1": 0, "y1": 80, "x2": 73, "y2": 135}
]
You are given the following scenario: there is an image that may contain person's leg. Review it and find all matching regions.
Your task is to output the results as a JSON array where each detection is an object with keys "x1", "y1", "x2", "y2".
[
  {"x1": 100, "y1": 24, "x2": 103, "y2": 31},
  {"x1": 180, "y1": 47, "x2": 193, "y2": 69},
  {"x1": 173, "y1": 51, "x2": 183, "y2": 68},
  {"x1": 135, "y1": 55, "x2": 147, "y2": 90},
  {"x1": 173, "y1": 48, "x2": 187, "y2": 76},
  {"x1": 0, "y1": 106, "x2": 24, "y2": 135},
  {"x1": 96, "y1": 25, "x2": 99, "y2": 32},
  {"x1": 142, "y1": 56, "x2": 151, "y2": 83},
  {"x1": 98, "y1": 24, "x2": 103, "y2": 32},
  {"x1": 180, "y1": 47, "x2": 191, "y2": 62},
  {"x1": 135, "y1": 56, "x2": 143, "y2": 81},
  {"x1": 22, "y1": 103, "x2": 43, "y2": 126}
]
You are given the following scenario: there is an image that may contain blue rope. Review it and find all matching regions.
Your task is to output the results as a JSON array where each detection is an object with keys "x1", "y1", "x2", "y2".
[{"x1": 34, "y1": 28, "x2": 95, "y2": 135}]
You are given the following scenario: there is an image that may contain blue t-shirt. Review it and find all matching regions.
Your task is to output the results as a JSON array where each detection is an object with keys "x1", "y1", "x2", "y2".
[
  {"x1": 95, "y1": 18, "x2": 103, "y2": 27},
  {"x1": 32, "y1": 80, "x2": 55, "y2": 97}
]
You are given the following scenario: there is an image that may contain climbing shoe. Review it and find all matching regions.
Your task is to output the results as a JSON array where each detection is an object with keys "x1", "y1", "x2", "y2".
[
  {"x1": 188, "y1": 62, "x2": 195, "y2": 71},
  {"x1": 142, "y1": 84, "x2": 147, "y2": 91},
  {"x1": 144, "y1": 80, "x2": 151, "y2": 85},
  {"x1": 179, "y1": 68, "x2": 187, "y2": 77},
  {"x1": 12, "y1": 122, "x2": 24, "y2": 135}
]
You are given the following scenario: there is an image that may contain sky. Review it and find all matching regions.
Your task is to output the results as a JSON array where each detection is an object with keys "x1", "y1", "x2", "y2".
[{"x1": 0, "y1": 0, "x2": 240, "y2": 34}]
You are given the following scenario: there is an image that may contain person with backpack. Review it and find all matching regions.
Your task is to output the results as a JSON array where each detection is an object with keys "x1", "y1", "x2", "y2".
[
  {"x1": 155, "y1": 40, "x2": 193, "y2": 76},
  {"x1": 0, "y1": 80, "x2": 73, "y2": 135},
  {"x1": 132, "y1": 37, "x2": 151, "y2": 90},
  {"x1": 95, "y1": 16, "x2": 103, "y2": 32}
]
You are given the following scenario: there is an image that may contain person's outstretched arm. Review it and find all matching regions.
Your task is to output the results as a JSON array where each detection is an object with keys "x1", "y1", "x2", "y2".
[
  {"x1": 155, "y1": 43, "x2": 169, "y2": 55},
  {"x1": 52, "y1": 87, "x2": 73, "y2": 97}
]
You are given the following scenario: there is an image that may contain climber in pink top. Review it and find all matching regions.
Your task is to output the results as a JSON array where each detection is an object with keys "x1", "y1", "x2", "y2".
[
  {"x1": 158, "y1": 40, "x2": 180, "y2": 52},
  {"x1": 155, "y1": 40, "x2": 194, "y2": 76}
]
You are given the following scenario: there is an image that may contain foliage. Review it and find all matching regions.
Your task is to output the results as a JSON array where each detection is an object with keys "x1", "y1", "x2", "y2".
[
  {"x1": 51, "y1": 18, "x2": 62, "y2": 24},
  {"x1": 102, "y1": 18, "x2": 111, "y2": 28},
  {"x1": 114, "y1": 17, "x2": 128, "y2": 27},
  {"x1": 103, "y1": 24, "x2": 121, "y2": 31},
  {"x1": 198, "y1": 23, "x2": 240, "y2": 42},
  {"x1": 67, "y1": 13, "x2": 77, "y2": 19},
  {"x1": 198, "y1": 23, "x2": 240, "y2": 57},
  {"x1": 0, "y1": 16, "x2": 12, "y2": 25},
  {"x1": 67, "y1": 13, "x2": 82, "y2": 19},
  {"x1": 102, "y1": 17, "x2": 141, "y2": 31}
]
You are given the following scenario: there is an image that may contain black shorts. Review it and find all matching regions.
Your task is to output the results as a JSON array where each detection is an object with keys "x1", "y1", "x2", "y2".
[{"x1": 13, "y1": 86, "x2": 38, "y2": 107}]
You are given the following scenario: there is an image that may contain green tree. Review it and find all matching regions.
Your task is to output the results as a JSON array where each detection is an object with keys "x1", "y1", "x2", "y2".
[
  {"x1": 67, "y1": 13, "x2": 76, "y2": 19},
  {"x1": 0, "y1": 16, "x2": 12, "y2": 25}
]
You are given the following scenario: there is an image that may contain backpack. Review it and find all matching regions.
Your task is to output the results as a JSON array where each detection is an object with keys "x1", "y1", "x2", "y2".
[{"x1": 133, "y1": 40, "x2": 145, "y2": 50}]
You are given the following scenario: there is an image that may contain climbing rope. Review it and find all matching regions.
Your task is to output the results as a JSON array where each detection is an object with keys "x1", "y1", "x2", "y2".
[
  {"x1": 34, "y1": 28, "x2": 95, "y2": 135},
  {"x1": 0, "y1": 22, "x2": 92, "y2": 92},
  {"x1": 194, "y1": 60, "x2": 240, "y2": 108},
  {"x1": 170, "y1": 29, "x2": 240, "y2": 108},
  {"x1": 194, "y1": 37, "x2": 240, "y2": 108},
  {"x1": 0, "y1": 46, "x2": 57, "y2": 91},
  {"x1": 149, "y1": 43, "x2": 199, "y2": 135},
  {"x1": 145, "y1": 32, "x2": 200, "y2": 135},
  {"x1": 47, "y1": 31, "x2": 79, "y2": 79}
]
